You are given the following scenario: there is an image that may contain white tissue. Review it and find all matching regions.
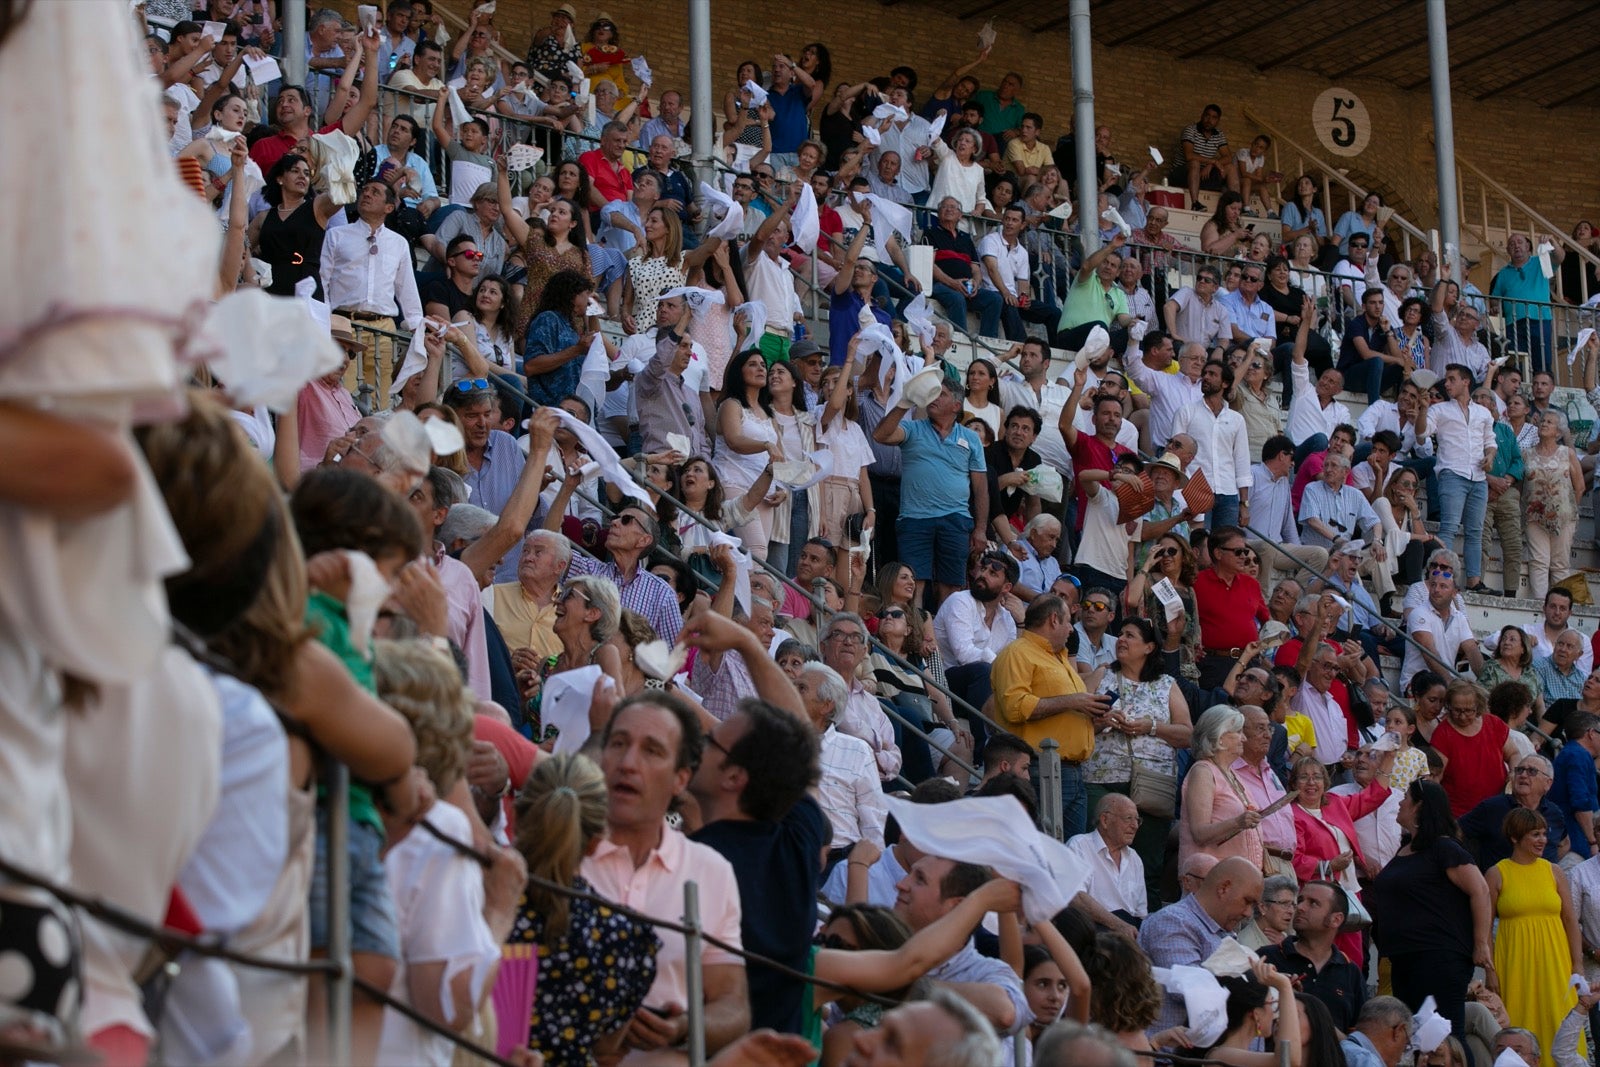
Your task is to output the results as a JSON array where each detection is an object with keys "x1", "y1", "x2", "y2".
[
  {"x1": 202, "y1": 289, "x2": 344, "y2": 412},
  {"x1": 506, "y1": 143, "x2": 543, "y2": 173},
  {"x1": 742, "y1": 79, "x2": 768, "y2": 107},
  {"x1": 631, "y1": 55, "x2": 652, "y2": 86},
  {"x1": 340, "y1": 550, "x2": 391, "y2": 659},
  {"x1": 423, "y1": 418, "x2": 464, "y2": 456},
  {"x1": 871, "y1": 103, "x2": 908, "y2": 122},
  {"x1": 978, "y1": 19, "x2": 996, "y2": 49},
  {"x1": 1149, "y1": 146, "x2": 1164, "y2": 166},
  {"x1": 859, "y1": 123, "x2": 882, "y2": 147},
  {"x1": 1410, "y1": 996, "x2": 1451, "y2": 1054},
  {"x1": 1200, "y1": 938, "x2": 1259, "y2": 978}
]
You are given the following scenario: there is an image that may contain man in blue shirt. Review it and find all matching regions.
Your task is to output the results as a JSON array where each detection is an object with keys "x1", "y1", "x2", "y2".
[
  {"x1": 1551, "y1": 713, "x2": 1600, "y2": 858},
  {"x1": 764, "y1": 55, "x2": 816, "y2": 167},
  {"x1": 1491, "y1": 232, "x2": 1562, "y2": 375},
  {"x1": 1338, "y1": 997, "x2": 1414, "y2": 1067},
  {"x1": 374, "y1": 114, "x2": 440, "y2": 215},
  {"x1": 873, "y1": 378, "x2": 989, "y2": 602}
]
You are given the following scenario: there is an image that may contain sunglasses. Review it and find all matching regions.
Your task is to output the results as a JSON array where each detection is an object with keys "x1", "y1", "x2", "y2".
[
  {"x1": 812, "y1": 933, "x2": 852, "y2": 949},
  {"x1": 1083, "y1": 600, "x2": 1112, "y2": 612},
  {"x1": 453, "y1": 377, "x2": 491, "y2": 392},
  {"x1": 880, "y1": 609, "x2": 907, "y2": 620},
  {"x1": 452, "y1": 249, "x2": 485, "y2": 261},
  {"x1": 614, "y1": 513, "x2": 647, "y2": 529},
  {"x1": 1219, "y1": 546, "x2": 1252, "y2": 556},
  {"x1": 1428, "y1": 567, "x2": 1454, "y2": 578}
]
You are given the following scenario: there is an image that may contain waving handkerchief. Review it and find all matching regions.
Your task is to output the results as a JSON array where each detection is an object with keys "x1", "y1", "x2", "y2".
[
  {"x1": 1570, "y1": 327, "x2": 1596, "y2": 366},
  {"x1": 1151, "y1": 966, "x2": 1228, "y2": 1048},
  {"x1": 791, "y1": 180, "x2": 820, "y2": 253},
  {"x1": 865, "y1": 194, "x2": 912, "y2": 262},
  {"x1": 446, "y1": 85, "x2": 472, "y2": 127},
  {"x1": 379, "y1": 409, "x2": 433, "y2": 479},
  {"x1": 309, "y1": 129, "x2": 361, "y2": 204},
  {"x1": 390, "y1": 324, "x2": 430, "y2": 398},
  {"x1": 633, "y1": 640, "x2": 687, "y2": 682},
  {"x1": 734, "y1": 301, "x2": 768, "y2": 347},
  {"x1": 707, "y1": 530, "x2": 753, "y2": 613},
  {"x1": 506, "y1": 143, "x2": 543, "y2": 173},
  {"x1": 549, "y1": 407, "x2": 652, "y2": 505},
  {"x1": 562, "y1": 23, "x2": 577, "y2": 48},
  {"x1": 356, "y1": 5, "x2": 379, "y2": 33},
  {"x1": 1201, "y1": 939, "x2": 1259, "y2": 978},
  {"x1": 978, "y1": 18, "x2": 997, "y2": 49},
  {"x1": 661, "y1": 286, "x2": 726, "y2": 316},
  {"x1": 700, "y1": 180, "x2": 745, "y2": 241},
  {"x1": 859, "y1": 123, "x2": 882, "y2": 147},
  {"x1": 565, "y1": 61, "x2": 587, "y2": 86},
  {"x1": 340, "y1": 550, "x2": 391, "y2": 659},
  {"x1": 577, "y1": 331, "x2": 611, "y2": 413},
  {"x1": 202, "y1": 289, "x2": 343, "y2": 412},
  {"x1": 423, "y1": 417, "x2": 464, "y2": 457},
  {"x1": 295, "y1": 275, "x2": 332, "y2": 335},
  {"x1": 855, "y1": 323, "x2": 898, "y2": 363},
  {"x1": 1048, "y1": 199, "x2": 1074, "y2": 220},
  {"x1": 543, "y1": 665, "x2": 607, "y2": 754},
  {"x1": 1149, "y1": 145, "x2": 1164, "y2": 166},
  {"x1": 773, "y1": 450, "x2": 834, "y2": 491},
  {"x1": 885, "y1": 795, "x2": 1087, "y2": 924},
  {"x1": 871, "y1": 102, "x2": 908, "y2": 123},
  {"x1": 1410, "y1": 997, "x2": 1450, "y2": 1054},
  {"x1": 902, "y1": 292, "x2": 937, "y2": 349},
  {"x1": 1101, "y1": 205, "x2": 1133, "y2": 238},
  {"x1": 631, "y1": 55, "x2": 653, "y2": 85},
  {"x1": 742, "y1": 79, "x2": 768, "y2": 107},
  {"x1": 926, "y1": 113, "x2": 947, "y2": 143},
  {"x1": 1020, "y1": 465, "x2": 1063, "y2": 504}
]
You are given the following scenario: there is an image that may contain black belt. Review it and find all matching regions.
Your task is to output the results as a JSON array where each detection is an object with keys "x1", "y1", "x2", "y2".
[
  {"x1": 1203, "y1": 647, "x2": 1245, "y2": 659},
  {"x1": 337, "y1": 309, "x2": 391, "y2": 321}
]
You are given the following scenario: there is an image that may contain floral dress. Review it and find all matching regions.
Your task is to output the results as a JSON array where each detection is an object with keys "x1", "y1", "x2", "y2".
[
  {"x1": 507, "y1": 877, "x2": 660, "y2": 1067},
  {"x1": 515, "y1": 239, "x2": 591, "y2": 343},
  {"x1": 1398, "y1": 325, "x2": 1428, "y2": 371},
  {"x1": 1524, "y1": 443, "x2": 1578, "y2": 534},
  {"x1": 628, "y1": 255, "x2": 686, "y2": 333},
  {"x1": 1083, "y1": 672, "x2": 1177, "y2": 786}
]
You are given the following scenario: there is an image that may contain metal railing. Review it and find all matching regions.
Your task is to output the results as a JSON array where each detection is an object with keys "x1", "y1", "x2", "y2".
[{"x1": 1450, "y1": 148, "x2": 1600, "y2": 304}]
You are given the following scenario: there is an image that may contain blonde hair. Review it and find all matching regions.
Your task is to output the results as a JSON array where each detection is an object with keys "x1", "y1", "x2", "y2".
[
  {"x1": 513, "y1": 753, "x2": 609, "y2": 946},
  {"x1": 372, "y1": 638, "x2": 476, "y2": 794},
  {"x1": 566, "y1": 574, "x2": 621, "y2": 643}
]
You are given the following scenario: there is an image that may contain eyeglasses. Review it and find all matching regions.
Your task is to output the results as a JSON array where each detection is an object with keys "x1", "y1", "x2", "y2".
[
  {"x1": 452, "y1": 249, "x2": 485, "y2": 261},
  {"x1": 704, "y1": 732, "x2": 730, "y2": 757},
  {"x1": 453, "y1": 377, "x2": 491, "y2": 392},
  {"x1": 614, "y1": 513, "x2": 647, "y2": 529},
  {"x1": 1262, "y1": 898, "x2": 1295, "y2": 908},
  {"x1": 556, "y1": 587, "x2": 589, "y2": 605},
  {"x1": 1083, "y1": 600, "x2": 1111, "y2": 612},
  {"x1": 1514, "y1": 766, "x2": 1551, "y2": 778},
  {"x1": 812, "y1": 932, "x2": 852, "y2": 949},
  {"x1": 978, "y1": 560, "x2": 1008, "y2": 575},
  {"x1": 880, "y1": 609, "x2": 906, "y2": 620},
  {"x1": 827, "y1": 629, "x2": 866, "y2": 646}
]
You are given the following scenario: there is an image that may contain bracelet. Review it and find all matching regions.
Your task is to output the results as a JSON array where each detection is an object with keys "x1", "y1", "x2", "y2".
[{"x1": 848, "y1": 860, "x2": 872, "y2": 868}]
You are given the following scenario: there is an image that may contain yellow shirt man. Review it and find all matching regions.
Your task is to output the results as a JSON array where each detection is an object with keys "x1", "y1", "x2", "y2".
[
  {"x1": 490, "y1": 581, "x2": 561, "y2": 660},
  {"x1": 991, "y1": 619, "x2": 1100, "y2": 761}
]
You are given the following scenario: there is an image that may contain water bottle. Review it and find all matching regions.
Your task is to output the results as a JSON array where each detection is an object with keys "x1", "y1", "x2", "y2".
[{"x1": 793, "y1": 322, "x2": 807, "y2": 342}]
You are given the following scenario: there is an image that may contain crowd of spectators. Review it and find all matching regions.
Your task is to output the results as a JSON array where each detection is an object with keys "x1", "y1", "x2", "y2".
[{"x1": 14, "y1": 2, "x2": 1600, "y2": 1067}]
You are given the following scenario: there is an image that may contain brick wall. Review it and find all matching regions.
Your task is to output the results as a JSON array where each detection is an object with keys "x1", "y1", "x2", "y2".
[{"x1": 346, "y1": 0, "x2": 1599, "y2": 243}]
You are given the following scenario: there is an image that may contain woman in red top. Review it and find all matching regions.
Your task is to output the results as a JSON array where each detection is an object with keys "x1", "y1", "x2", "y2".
[{"x1": 1424, "y1": 679, "x2": 1519, "y2": 817}]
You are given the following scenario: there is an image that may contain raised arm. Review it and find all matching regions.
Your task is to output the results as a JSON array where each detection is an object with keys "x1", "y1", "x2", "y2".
[
  {"x1": 832, "y1": 210, "x2": 872, "y2": 297},
  {"x1": 1076, "y1": 231, "x2": 1126, "y2": 283},
  {"x1": 496, "y1": 166, "x2": 530, "y2": 248},
  {"x1": 680, "y1": 596, "x2": 805, "y2": 717},
  {"x1": 337, "y1": 32, "x2": 383, "y2": 136},
  {"x1": 217, "y1": 138, "x2": 252, "y2": 294}
]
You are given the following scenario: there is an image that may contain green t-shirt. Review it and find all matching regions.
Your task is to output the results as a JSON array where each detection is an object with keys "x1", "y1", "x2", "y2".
[
  {"x1": 1060, "y1": 271, "x2": 1129, "y2": 331},
  {"x1": 306, "y1": 591, "x2": 384, "y2": 834}
]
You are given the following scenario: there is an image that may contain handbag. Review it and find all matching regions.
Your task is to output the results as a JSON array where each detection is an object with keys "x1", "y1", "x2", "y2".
[{"x1": 1122, "y1": 679, "x2": 1178, "y2": 818}]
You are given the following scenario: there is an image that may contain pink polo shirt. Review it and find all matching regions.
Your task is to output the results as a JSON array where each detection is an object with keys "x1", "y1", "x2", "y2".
[
  {"x1": 1232, "y1": 756, "x2": 1295, "y2": 854},
  {"x1": 296, "y1": 378, "x2": 360, "y2": 472},
  {"x1": 580, "y1": 821, "x2": 743, "y2": 1010},
  {"x1": 432, "y1": 545, "x2": 491, "y2": 703}
]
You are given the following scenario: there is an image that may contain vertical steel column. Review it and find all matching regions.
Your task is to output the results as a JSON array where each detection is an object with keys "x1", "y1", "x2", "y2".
[
  {"x1": 1070, "y1": 0, "x2": 1100, "y2": 257},
  {"x1": 683, "y1": 882, "x2": 706, "y2": 1067},
  {"x1": 325, "y1": 762, "x2": 352, "y2": 1064},
  {"x1": 1038, "y1": 738, "x2": 1064, "y2": 840},
  {"x1": 283, "y1": 0, "x2": 307, "y2": 86},
  {"x1": 1428, "y1": 0, "x2": 1461, "y2": 278},
  {"x1": 688, "y1": 1, "x2": 714, "y2": 172}
]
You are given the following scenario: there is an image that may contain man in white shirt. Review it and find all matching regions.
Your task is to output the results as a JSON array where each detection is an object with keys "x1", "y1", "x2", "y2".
[
  {"x1": 875, "y1": 86, "x2": 934, "y2": 199},
  {"x1": 320, "y1": 179, "x2": 425, "y2": 401},
  {"x1": 998, "y1": 339, "x2": 1074, "y2": 470},
  {"x1": 1117, "y1": 256, "x2": 1158, "y2": 328},
  {"x1": 934, "y1": 551, "x2": 1023, "y2": 726},
  {"x1": 1414, "y1": 363, "x2": 1496, "y2": 588},
  {"x1": 1520, "y1": 587, "x2": 1595, "y2": 676},
  {"x1": 1169, "y1": 358, "x2": 1251, "y2": 530},
  {"x1": 822, "y1": 613, "x2": 903, "y2": 784},
  {"x1": 1122, "y1": 331, "x2": 1204, "y2": 451},
  {"x1": 980, "y1": 204, "x2": 1060, "y2": 342},
  {"x1": 1285, "y1": 338, "x2": 1352, "y2": 461},
  {"x1": 1401, "y1": 572, "x2": 1484, "y2": 690},
  {"x1": 798, "y1": 663, "x2": 888, "y2": 855},
  {"x1": 1163, "y1": 264, "x2": 1232, "y2": 348},
  {"x1": 1066, "y1": 793, "x2": 1147, "y2": 934},
  {"x1": 1332, "y1": 233, "x2": 1377, "y2": 316},
  {"x1": 1294, "y1": 635, "x2": 1358, "y2": 768}
]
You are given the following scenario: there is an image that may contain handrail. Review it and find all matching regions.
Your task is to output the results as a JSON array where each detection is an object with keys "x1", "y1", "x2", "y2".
[
  {"x1": 1243, "y1": 106, "x2": 1430, "y2": 252},
  {"x1": 1450, "y1": 148, "x2": 1600, "y2": 285}
]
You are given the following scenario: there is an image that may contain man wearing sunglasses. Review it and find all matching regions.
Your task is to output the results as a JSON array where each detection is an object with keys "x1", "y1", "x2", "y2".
[
  {"x1": 933, "y1": 550, "x2": 1022, "y2": 741},
  {"x1": 422, "y1": 234, "x2": 483, "y2": 321},
  {"x1": 1194, "y1": 525, "x2": 1270, "y2": 689},
  {"x1": 549, "y1": 503, "x2": 683, "y2": 646}
]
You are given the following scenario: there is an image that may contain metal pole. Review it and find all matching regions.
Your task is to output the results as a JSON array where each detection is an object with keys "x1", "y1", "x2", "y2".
[
  {"x1": 1038, "y1": 739, "x2": 1064, "y2": 841},
  {"x1": 283, "y1": 0, "x2": 307, "y2": 87},
  {"x1": 1428, "y1": 0, "x2": 1461, "y2": 278},
  {"x1": 688, "y1": 0, "x2": 714, "y2": 176},
  {"x1": 1070, "y1": 0, "x2": 1100, "y2": 257},
  {"x1": 325, "y1": 762, "x2": 353, "y2": 1064},
  {"x1": 682, "y1": 881, "x2": 707, "y2": 1067}
]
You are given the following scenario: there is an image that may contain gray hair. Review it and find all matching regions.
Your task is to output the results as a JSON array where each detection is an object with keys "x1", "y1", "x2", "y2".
[
  {"x1": 1293, "y1": 593, "x2": 1321, "y2": 617},
  {"x1": 601, "y1": 119, "x2": 629, "y2": 139},
  {"x1": 1262, "y1": 873, "x2": 1298, "y2": 899},
  {"x1": 920, "y1": 985, "x2": 1002, "y2": 1067},
  {"x1": 823, "y1": 611, "x2": 867, "y2": 642},
  {"x1": 1495, "y1": 1027, "x2": 1542, "y2": 1059},
  {"x1": 1357, "y1": 996, "x2": 1413, "y2": 1032},
  {"x1": 1191, "y1": 705, "x2": 1245, "y2": 760},
  {"x1": 309, "y1": 7, "x2": 344, "y2": 31},
  {"x1": 1323, "y1": 451, "x2": 1351, "y2": 475},
  {"x1": 521, "y1": 528, "x2": 574, "y2": 567},
  {"x1": 1033, "y1": 1019, "x2": 1137, "y2": 1067},
  {"x1": 799, "y1": 662, "x2": 849, "y2": 717},
  {"x1": 1023, "y1": 513, "x2": 1062, "y2": 538},
  {"x1": 1426, "y1": 547, "x2": 1462, "y2": 572},
  {"x1": 565, "y1": 575, "x2": 621, "y2": 643},
  {"x1": 439, "y1": 503, "x2": 495, "y2": 546}
]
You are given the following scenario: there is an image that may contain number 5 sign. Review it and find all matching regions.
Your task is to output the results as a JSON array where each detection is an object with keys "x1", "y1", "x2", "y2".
[{"x1": 1312, "y1": 89, "x2": 1370, "y2": 157}]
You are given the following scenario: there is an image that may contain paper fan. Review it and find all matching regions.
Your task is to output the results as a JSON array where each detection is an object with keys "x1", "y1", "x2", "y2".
[
  {"x1": 492, "y1": 944, "x2": 538, "y2": 1058},
  {"x1": 1111, "y1": 471, "x2": 1156, "y2": 524},
  {"x1": 1182, "y1": 468, "x2": 1215, "y2": 517}
]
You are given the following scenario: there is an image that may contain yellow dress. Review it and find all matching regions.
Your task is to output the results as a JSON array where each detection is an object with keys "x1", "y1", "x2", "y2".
[{"x1": 1493, "y1": 858, "x2": 1580, "y2": 1067}]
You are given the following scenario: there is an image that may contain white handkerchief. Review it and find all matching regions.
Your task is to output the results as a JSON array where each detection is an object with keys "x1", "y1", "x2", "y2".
[
  {"x1": 926, "y1": 113, "x2": 947, "y2": 143},
  {"x1": 310, "y1": 129, "x2": 361, "y2": 204},
  {"x1": 1200, "y1": 938, "x2": 1258, "y2": 978},
  {"x1": 1152, "y1": 965, "x2": 1228, "y2": 1048},
  {"x1": 633, "y1": 640, "x2": 686, "y2": 681},
  {"x1": 1021, "y1": 466, "x2": 1063, "y2": 503},
  {"x1": 871, "y1": 103, "x2": 908, "y2": 122},
  {"x1": 549, "y1": 408, "x2": 653, "y2": 505},
  {"x1": 202, "y1": 289, "x2": 343, "y2": 412},
  {"x1": 859, "y1": 123, "x2": 882, "y2": 147},
  {"x1": 902, "y1": 292, "x2": 936, "y2": 349},
  {"x1": 355, "y1": 6, "x2": 378, "y2": 34},
  {"x1": 577, "y1": 331, "x2": 611, "y2": 413},
  {"x1": 885, "y1": 795, "x2": 1087, "y2": 924},
  {"x1": 340, "y1": 550, "x2": 391, "y2": 659},
  {"x1": 380, "y1": 409, "x2": 433, "y2": 475},
  {"x1": 1538, "y1": 241, "x2": 1556, "y2": 279},
  {"x1": 1102, "y1": 205, "x2": 1132, "y2": 237},
  {"x1": 791, "y1": 181, "x2": 820, "y2": 253},
  {"x1": 506, "y1": 143, "x2": 544, "y2": 173},
  {"x1": 241, "y1": 54, "x2": 282, "y2": 84},
  {"x1": 665, "y1": 433, "x2": 692, "y2": 457},
  {"x1": 1495, "y1": 1050, "x2": 1529, "y2": 1067},
  {"x1": 700, "y1": 180, "x2": 745, "y2": 241},
  {"x1": 205, "y1": 126, "x2": 241, "y2": 145},
  {"x1": 1410, "y1": 997, "x2": 1451, "y2": 1054},
  {"x1": 423, "y1": 417, "x2": 464, "y2": 456},
  {"x1": 250, "y1": 258, "x2": 273, "y2": 288},
  {"x1": 864, "y1": 194, "x2": 912, "y2": 262},
  {"x1": 1048, "y1": 199, "x2": 1073, "y2": 220},
  {"x1": 661, "y1": 286, "x2": 726, "y2": 316},
  {"x1": 742, "y1": 79, "x2": 768, "y2": 107},
  {"x1": 202, "y1": 20, "x2": 227, "y2": 41},
  {"x1": 543, "y1": 665, "x2": 607, "y2": 754},
  {"x1": 562, "y1": 24, "x2": 576, "y2": 49},
  {"x1": 390, "y1": 326, "x2": 429, "y2": 398},
  {"x1": 565, "y1": 60, "x2": 586, "y2": 85},
  {"x1": 472, "y1": 0, "x2": 496, "y2": 14},
  {"x1": 1149, "y1": 145, "x2": 1164, "y2": 166},
  {"x1": 774, "y1": 450, "x2": 835, "y2": 491},
  {"x1": 631, "y1": 55, "x2": 652, "y2": 85},
  {"x1": 294, "y1": 275, "x2": 331, "y2": 334},
  {"x1": 446, "y1": 85, "x2": 472, "y2": 127},
  {"x1": 734, "y1": 301, "x2": 768, "y2": 345},
  {"x1": 1572, "y1": 328, "x2": 1597, "y2": 366},
  {"x1": 978, "y1": 18, "x2": 997, "y2": 49},
  {"x1": 707, "y1": 531, "x2": 753, "y2": 614}
]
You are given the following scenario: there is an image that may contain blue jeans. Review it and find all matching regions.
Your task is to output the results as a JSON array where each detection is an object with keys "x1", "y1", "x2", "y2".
[
  {"x1": 1347, "y1": 355, "x2": 1401, "y2": 403},
  {"x1": 1436, "y1": 470, "x2": 1489, "y2": 581},
  {"x1": 930, "y1": 281, "x2": 1003, "y2": 338},
  {"x1": 1509, "y1": 317, "x2": 1554, "y2": 376},
  {"x1": 1061, "y1": 760, "x2": 1087, "y2": 839},
  {"x1": 1293, "y1": 433, "x2": 1329, "y2": 468},
  {"x1": 1209, "y1": 493, "x2": 1240, "y2": 531}
]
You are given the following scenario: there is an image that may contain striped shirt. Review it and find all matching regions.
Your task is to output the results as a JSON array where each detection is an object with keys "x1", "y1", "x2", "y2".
[
  {"x1": 567, "y1": 554, "x2": 683, "y2": 645},
  {"x1": 818, "y1": 727, "x2": 888, "y2": 849},
  {"x1": 1180, "y1": 121, "x2": 1228, "y2": 161}
]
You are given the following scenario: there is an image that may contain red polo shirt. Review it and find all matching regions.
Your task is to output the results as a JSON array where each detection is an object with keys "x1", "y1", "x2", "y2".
[
  {"x1": 249, "y1": 122, "x2": 343, "y2": 172},
  {"x1": 1194, "y1": 567, "x2": 1268, "y2": 653},
  {"x1": 579, "y1": 148, "x2": 634, "y2": 206},
  {"x1": 1069, "y1": 433, "x2": 1127, "y2": 531}
]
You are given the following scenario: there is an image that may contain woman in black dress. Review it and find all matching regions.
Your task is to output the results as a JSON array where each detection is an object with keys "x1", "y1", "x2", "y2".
[{"x1": 251, "y1": 152, "x2": 341, "y2": 299}]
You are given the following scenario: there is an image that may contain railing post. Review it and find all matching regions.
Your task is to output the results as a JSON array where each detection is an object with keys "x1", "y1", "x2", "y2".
[
  {"x1": 1069, "y1": 0, "x2": 1099, "y2": 258},
  {"x1": 1428, "y1": 0, "x2": 1461, "y2": 279},
  {"x1": 325, "y1": 761, "x2": 353, "y2": 1065},
  {"x1": 682, "y1": 881, "x2": 706, "y2": 1067},
  {"x1": 1038, "y1": 739, "x2": 1063, "y2": 841},
  {"x1": 283, "y1": 0, "x2": 307, "y2": 87}
]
